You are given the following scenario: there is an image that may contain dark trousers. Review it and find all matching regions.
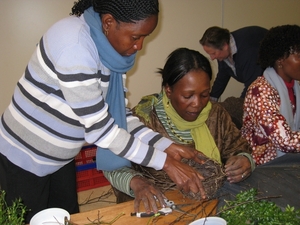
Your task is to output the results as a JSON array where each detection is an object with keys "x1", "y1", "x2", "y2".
[{"x1": 0, "y1": 153, "x2": 79, "y2": 224}]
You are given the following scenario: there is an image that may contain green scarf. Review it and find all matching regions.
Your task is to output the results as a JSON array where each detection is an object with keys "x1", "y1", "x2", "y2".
[{"x1": 163, "y1": 91, "x2": 221, "y2": 163}]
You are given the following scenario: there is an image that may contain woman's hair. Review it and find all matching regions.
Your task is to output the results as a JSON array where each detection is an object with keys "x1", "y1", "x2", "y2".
[
  {"x1": 259, "y1": 24, "x2": 300, "y2": 69},
  {"x1": 70, "y1": 0, "x2": 159, "y2": 23},
  {"x1": 158, "y1": 48, "x2": 212, "y2": 87},
  {"x1": 199, "y1": 26, "x2": 230, "y2": 50}
]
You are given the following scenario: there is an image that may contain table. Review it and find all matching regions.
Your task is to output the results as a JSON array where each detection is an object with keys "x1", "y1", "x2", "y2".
[{"x1": 70, "y1": 190, "x2": 218, "y2": 225}]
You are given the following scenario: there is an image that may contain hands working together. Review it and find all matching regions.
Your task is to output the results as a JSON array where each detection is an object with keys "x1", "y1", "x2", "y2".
[
  {"x1": 163, "y1": 143, "x2": 206, "y2": 197},
  {"x1": 131, "y1": 143, "x2": 252, "y2": 213},
  {"x1": 131, "y1": 143, "x2": 204, "y2": 214}
]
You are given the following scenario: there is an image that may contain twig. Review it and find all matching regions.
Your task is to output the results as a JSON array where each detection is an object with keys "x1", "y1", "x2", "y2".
[
  {"x1": 168, "y1": 199, "x2": 217, "y2": 225},
  {"x1": 64, "y1": 216, "x2": 79, "y2": 225},
  {"x1": 146, "y1": 212, "x2": 163, "y2": 225},
  {"x1": 79, "y1": 188, "x2": 115, "y2": 206},
  {"x1": 85, "y1": 210, "x2": 125, "y2": 224}
]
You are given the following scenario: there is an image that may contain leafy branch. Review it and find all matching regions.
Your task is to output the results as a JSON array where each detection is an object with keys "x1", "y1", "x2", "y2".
[
  {"x1": 218, "y1": 188, "x2": 300, "y2": 225},
  {"x1": 216, "y1": 194, "x2": 282, "y2": 216},
  {"x1": 0, "y1": 190, "x2": 28, "y2": 225}
]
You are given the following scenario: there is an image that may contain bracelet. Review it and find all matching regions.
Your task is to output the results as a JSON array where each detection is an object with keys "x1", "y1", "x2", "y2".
[{"x1": 238, "y1": 152, "x2": 256, "y2": 172}]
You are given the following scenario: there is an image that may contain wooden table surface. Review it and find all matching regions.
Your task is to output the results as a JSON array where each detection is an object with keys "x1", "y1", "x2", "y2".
[{"x1": 70, "y1": 190, "x2": 218, "y2": 225}]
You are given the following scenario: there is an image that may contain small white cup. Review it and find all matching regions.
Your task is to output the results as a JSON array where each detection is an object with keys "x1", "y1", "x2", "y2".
[
  {"x1": 189, "y1": 216, "x2": 227, "y2": 225},
  {"x1": 30, "y1": 207, "x2": 70, "y2": 225}
]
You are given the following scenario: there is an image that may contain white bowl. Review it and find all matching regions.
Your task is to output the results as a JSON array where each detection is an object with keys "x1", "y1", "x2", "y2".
[
  {"x1": 30, "y1": 208, "x2": 70, "y2": 225},
  {"x1": 189, "y1": 216, "x2": 227, "y2": 225}
]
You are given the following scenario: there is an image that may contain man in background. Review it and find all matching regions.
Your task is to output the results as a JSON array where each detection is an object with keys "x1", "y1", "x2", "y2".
[{"x1": 200, "y1": 26, "x2": 268, "y2": 101}]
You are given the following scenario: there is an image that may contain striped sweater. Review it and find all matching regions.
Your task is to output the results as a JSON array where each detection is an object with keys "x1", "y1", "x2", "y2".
[{"x1": 0, "y1": 15, "x2": 172, "y2": 177}]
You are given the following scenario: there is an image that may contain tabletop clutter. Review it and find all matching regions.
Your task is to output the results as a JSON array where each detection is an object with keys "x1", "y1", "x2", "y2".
[{"x1": 69, "y1": 190, "x2": 220, "y2": 225}]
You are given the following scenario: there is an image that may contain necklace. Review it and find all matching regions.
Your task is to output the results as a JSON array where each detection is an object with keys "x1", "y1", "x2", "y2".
[{"x1": 166, "y1": 116, "x2": 193, "y2": 144}]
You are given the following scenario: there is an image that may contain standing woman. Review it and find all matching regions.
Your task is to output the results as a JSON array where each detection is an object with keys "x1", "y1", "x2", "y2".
[{"x1": 0, "y1": 0, "x2": 204, "y2": 223}]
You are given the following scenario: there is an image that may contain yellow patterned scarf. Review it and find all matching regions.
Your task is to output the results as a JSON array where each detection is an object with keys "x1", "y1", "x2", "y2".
[{"x1": 163, "y1": 91, "x2": 221, "y2": 163}]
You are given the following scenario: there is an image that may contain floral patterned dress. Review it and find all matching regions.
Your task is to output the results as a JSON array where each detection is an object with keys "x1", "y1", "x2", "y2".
[{"x1": 241, "y1": 76, "x2": 300, "y2": 165}]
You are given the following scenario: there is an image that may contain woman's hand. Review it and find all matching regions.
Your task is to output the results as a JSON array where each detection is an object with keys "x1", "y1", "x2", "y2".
[
  {"x1": 225, "y1": 155, "x2": 252, "y2": 183},
  {"x1": 162, "y1": 155, "x2": 206, "y2": 199},
  {"x1": 164, "y1": 143, "x2": 205, "y2": 164},
  {"x1": 130, "y1": 176, "x2": 166, "y2": 214}
]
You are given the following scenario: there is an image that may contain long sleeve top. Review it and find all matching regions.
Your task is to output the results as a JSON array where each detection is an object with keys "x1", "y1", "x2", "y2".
[
  {"x1": 241, "y1": 76, "x2": 300, "y2": 165},
  {"x1": 0, "y1": 15, "x2": 172, "y2": 177},
  {"x1": 210, "y1": 26, "x2": 267, "y2": 99}
]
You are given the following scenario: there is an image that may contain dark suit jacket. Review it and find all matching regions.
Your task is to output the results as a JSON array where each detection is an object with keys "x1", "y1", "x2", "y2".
[{"x1": 210, "y1": 26, "x2": 268, "y2": 99}]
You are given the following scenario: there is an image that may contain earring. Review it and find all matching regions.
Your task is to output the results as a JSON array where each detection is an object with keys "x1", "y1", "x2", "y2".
[
  {"x1": 166, "y1": 100, "x2": 170, "y2": 108},
  {"x1": 277, "y1": 59, "x2": 283, "y2": 69},
  {"x1": 104, "y1": 29, "x2": 108, "y2": 36}
]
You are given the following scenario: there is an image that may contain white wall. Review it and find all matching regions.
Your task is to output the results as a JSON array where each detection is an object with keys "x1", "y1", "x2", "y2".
[
  {"x1": 0, "y1": 0, "x2": 75, "y2": 112},
  {"x1": 1, "y1": 0, "x2": 300, "y2": 113}
]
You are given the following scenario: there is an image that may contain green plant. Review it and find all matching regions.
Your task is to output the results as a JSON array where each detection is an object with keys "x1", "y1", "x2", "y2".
[
  {"x1": 218, "y1": 188, "x2": 300, "y2": 225},
  {"x1": 0, "y1": 190, "x2": 28, "y2": 225}
]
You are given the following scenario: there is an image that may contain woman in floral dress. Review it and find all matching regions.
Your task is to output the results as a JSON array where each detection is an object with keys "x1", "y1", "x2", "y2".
[{"x1": 220, "y1": 25, "x2": 300, "y2": 210}]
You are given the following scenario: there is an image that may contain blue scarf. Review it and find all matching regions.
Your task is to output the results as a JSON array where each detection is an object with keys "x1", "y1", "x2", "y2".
[{"x1": 84, "y1": 7, "x2": 134, "y2": 170}]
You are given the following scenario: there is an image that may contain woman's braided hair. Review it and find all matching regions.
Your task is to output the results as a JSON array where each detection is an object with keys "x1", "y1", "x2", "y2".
[
  {"x1": 70, "y1": 0, "x2": 159, "y2": 23},
  {"x1": 258, "y1": 24, "x2": 300, "y2": 69}
]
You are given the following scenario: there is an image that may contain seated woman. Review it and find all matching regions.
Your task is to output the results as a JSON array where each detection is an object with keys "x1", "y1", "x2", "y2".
[
  {"x1": 222, "y1": 24, "x2": 300, "y2": 209},
  {"x1": 241, "y1": 24, "x2": 300, "y2": 164},
  {"x1": 103, "y1": 48, "x2": 254, "y2": 213}
]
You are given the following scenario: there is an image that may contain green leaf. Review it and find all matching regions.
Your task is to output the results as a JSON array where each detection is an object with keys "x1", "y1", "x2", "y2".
[
  {"x1": 219, "y1": 188, "x2": 300, "y2": 225},
  {"x1": 0, "y1": 190, "x2": 28, "y2": 225}
]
